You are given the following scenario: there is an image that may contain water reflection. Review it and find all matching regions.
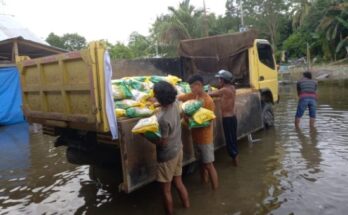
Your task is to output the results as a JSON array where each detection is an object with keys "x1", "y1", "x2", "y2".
[
  {"x1": 0, "y1": 82, "x2": 347, "y2": 215},
  {"x1": 296, "y1": 127, "x2": 322, "y2": 176}
]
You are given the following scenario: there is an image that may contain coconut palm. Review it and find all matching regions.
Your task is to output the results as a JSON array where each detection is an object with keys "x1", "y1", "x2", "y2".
[
  {"x1": 291, "y1": 0, "x2": 312, "y2": 30},
  {"x1": 151, "y1": 0, "x2": 204, "y2": 56},
  {"x1": 317, "y1": 2, "x2": 348, "y2": 58}
]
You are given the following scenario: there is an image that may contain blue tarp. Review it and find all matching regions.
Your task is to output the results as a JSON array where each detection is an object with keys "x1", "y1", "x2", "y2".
[{"x1": 0, "y1": 67, "x2": 25, "y2": 125}]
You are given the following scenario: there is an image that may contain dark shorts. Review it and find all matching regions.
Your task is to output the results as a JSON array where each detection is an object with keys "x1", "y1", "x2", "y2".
[
  {"x1": 222, "y1": 116, "x2": 238, "y2": 159},
  {"x1": 295, "y1": 97, "x2": 317, "y2": 118}
]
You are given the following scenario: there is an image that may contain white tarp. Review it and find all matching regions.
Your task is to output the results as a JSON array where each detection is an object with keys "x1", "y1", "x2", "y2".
[
  {"x1": 0, "y1": 14, "x2": 47, "y2": 44},
  {"x1": 104, "y1": 51, "x2": 118, "y2": 139}
]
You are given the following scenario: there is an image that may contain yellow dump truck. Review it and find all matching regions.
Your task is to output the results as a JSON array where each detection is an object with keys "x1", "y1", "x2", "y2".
[{"x1": 17, "y1": 31, "x2": 278, "y2": 193}]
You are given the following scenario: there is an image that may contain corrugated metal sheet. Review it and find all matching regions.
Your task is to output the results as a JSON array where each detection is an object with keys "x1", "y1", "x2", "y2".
[{"x1": 0, "y1": 14, "x2": 47, "y2": 44}]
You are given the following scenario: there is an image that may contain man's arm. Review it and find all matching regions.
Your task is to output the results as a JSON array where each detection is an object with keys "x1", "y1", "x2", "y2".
[
  {"x1": 209, "y1": 89, "x2": 223, "y2": 97},
  {"x1": 297, "y1": 82, "x2": 301, "y2": 96},
  {"x1": 177, "y1": 93, "x2": 191, "y2": 102},
  {"x1": 147, "y1": 136, "x2": 168, "y2": 147}
]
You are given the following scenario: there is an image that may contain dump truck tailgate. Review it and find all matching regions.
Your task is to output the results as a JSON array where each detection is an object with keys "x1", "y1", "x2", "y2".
[{"x1": 17, "y1": 43, "x2": 110, "y2": 132}]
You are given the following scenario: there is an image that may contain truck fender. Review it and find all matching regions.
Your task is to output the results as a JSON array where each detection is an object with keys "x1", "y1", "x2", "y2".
[{"x1": 260, "y1": 89, "x2": 274, "y2": 104}]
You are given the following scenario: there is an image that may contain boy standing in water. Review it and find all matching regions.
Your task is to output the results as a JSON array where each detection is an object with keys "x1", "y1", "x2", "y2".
[
  {"x1": 209, "y1": 70, "x2": 239, "y2": 166},
  {"x1": 151, "y1": 81, "x2": 190, "y2": 215},
  {"x1": 178, "y1": 74, "x2": 219, "y2": 190}
]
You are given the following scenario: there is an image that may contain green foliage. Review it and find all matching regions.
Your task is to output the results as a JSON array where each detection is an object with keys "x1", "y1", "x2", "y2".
[
  {"x1": 46, "y1": 33, "x2": 65, "y2": 49},
  {"x1": 128, "y1": 32, "x2": 154, "y2": 58},
  {"x1": 150, "y1": 0, "x2": 205, "y2": 57},
  {"x1": 283, "y1": 31, "x2": 309, "y2": 57},
  {"x1": 61, "y1": 33, "x2": 87, "y2": 51},
  {"x1": 46, "y1": 32, "x2": 86, "y2": 51},
  {"x1": 109, "y1": 42, "x2": 133, "y2": 59},
  {"x1": 46, "y1": 0, "x2": 348, "y2": 61}
]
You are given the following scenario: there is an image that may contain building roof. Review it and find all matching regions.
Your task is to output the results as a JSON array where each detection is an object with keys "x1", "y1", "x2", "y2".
[
  {"x1": 0, "y1": 37, "x2": 66, "y2": 61},
  {"x1": 0, "y1": 14, "x2": 47, "y2": 44}
]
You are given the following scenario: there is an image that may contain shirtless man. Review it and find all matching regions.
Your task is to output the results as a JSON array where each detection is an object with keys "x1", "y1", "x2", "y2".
[{"x1": 209, "y1": 70, "x2": 239, "y2": 166}]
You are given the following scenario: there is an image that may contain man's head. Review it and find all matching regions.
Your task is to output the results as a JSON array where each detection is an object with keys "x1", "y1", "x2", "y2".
[
  {"x1": 154, "y1": 81, "x2": 177, "y2": 106},
  {"x1": 188, "y1": 74, "x2": 204, "y2": 95},
  {"x1": 215, "y1": 70, "x2": 233, "y2": 86},
  {"x1": 303, "y1": 71, "x2": 312, "y2": 79}
]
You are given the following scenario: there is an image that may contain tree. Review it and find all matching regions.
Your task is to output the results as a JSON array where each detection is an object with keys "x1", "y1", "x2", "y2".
[
  {"x1": 61, "y1": 33, "x2": 87, "y2": 51},
  {"x1": 45, "y1": 33, "x2": 87, "y2": 51},
  {"x1": 235, "y1": 0, "x2": 291, "y2": 51},
  {"x1": 109, "y1": 42, "x2": 133, "y2": 59},
  {"x1": 291, "y1": 0, "x2": 312, "y2": 30},
  {"x1": 46, "y1": 33, "x2": 65, "y2": 49},
  {"x1": 128, "y1": 32, "x2": 153, "y2": 58},
  {"x1": 317, "y1": 2, "x2": 348, "y2": 59},
  {"x1": 151, "y1": 0, "x2": 205, "y2": 56}
]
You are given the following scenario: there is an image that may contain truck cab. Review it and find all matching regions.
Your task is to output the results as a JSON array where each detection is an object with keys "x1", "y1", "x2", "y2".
[{"x1": 249, "y1": 39, "x2": 279, "y2": 104}]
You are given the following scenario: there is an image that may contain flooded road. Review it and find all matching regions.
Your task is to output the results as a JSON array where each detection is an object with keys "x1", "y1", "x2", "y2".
[{"x1": 1, "y1": 82, "x2": 348, "y2": 215}]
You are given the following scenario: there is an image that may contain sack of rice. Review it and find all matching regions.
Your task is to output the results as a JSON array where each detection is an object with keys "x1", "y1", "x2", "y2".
[
  {"x1": 182, "y1": 100, "x2": 203, "y2": 116},
  {"x1": 192, "y1": 108, "x2": 216, "y2": 124},
  {"x1": 115, "y1": 99, "x2": 141, "y2": 109},
  {"x1": 150, "y1": 76, "x2": 166, "y2": 84},
  {"x1": 115, "y1": 108, "x2": 126, "y2": 117},
  {"x1": 178, "y1": 82, "x2": 191, "y2": 93},
  {"x1": 188, "y1": 118, "x2": 211, "y2": 129},
  {"x1": 111, "y1": 81, "x2": 132, "y2": 100},
  {"x1": 126, "y1": 107, "x2": 154, "y2": 118},
  {"x1": 131, "y1": 89, "x2": 153, "y2": 103},
  {"x1": 165, "y1": 75, "x2": 182, "y2": 85},
  {"x1": 132, "y1": 115, "x2": 161, "y2": 140}
]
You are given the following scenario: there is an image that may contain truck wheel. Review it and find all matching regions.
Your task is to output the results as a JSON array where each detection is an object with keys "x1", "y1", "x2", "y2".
[{"x1": 262, "y1": 102, "x2": 274, "y2": 128}]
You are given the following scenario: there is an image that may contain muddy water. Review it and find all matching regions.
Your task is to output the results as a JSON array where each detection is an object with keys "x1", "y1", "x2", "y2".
[{"x1": 1, "y1": 82, "x2": 347, "y2": 215}]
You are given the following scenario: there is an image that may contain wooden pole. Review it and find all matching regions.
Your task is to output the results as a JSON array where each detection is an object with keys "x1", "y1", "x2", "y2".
[
  {"x1": 307, "y1": 42, "x2": 310, "y2": 70},
  {"x1": 12, "y1": 40, "x2": 19, "y2": 63}
]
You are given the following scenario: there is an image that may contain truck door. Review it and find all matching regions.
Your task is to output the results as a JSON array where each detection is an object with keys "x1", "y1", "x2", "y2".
[{"x1": 255, "y1": 40, "x2": 278, "y2": 102}]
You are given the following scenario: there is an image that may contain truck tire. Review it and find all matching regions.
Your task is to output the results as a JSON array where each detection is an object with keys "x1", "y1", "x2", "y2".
[{"x1": 262, "y1": 102, "x2": 274, "y2": 128}]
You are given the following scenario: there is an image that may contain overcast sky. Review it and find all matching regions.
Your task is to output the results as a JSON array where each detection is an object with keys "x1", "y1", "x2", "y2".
[{"x1": 4, "y1": 0, "x2": 226, "y2": 43}]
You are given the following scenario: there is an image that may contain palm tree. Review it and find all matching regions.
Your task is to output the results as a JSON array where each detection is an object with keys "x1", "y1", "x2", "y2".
[
  {"x1": 317, "y1": 2, "x2": 348, "y2": 59},
  {"x1": 151, "y1": 0, "x2": 204, "y2": 56},
  {"x1": 291, "y1": 0, "x2": 312, "y2": 30}
]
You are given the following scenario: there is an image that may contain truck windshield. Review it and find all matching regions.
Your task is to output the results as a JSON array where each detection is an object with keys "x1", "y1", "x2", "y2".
[{"x1": 257, "y1": 43, "x2": 275, "y2": 70}]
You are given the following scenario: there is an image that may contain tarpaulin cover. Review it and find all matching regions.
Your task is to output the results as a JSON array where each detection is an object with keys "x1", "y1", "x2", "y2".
[
  {"x1": 178, "y1": 30, "x2": 257, "y2": 83},
  {"x1": 0, "y1": 67, "x2": 25, "y2": 125}
]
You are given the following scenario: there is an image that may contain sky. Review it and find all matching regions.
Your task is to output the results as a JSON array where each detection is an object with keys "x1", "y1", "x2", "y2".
[{"x1": 3, "y1": 0, "x2": 226, "y2": 43}]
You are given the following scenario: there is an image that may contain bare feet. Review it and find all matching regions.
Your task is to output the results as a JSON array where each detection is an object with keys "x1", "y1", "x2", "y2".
[{"x1": 233, "y1": 155, "x2": 239, "y2": 167}]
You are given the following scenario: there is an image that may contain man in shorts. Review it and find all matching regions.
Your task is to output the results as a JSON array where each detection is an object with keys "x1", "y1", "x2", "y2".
[
  {"x1": 150, "y1": 81, "x2": 190, "y2": 215},
  {"x1": 178, "y1": 74, "x2": 219, "y2": 190},
  {"x1": 295, "y1": 71, "x2": 318, "y2": 128},
  {"x1": 210, "y1": 70, "x2": 239, "y2": 166}
]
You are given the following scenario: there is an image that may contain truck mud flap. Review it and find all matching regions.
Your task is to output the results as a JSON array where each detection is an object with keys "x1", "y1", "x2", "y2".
[{"x1": 235, "y1": 91, "x2": 263, "y2": 139}]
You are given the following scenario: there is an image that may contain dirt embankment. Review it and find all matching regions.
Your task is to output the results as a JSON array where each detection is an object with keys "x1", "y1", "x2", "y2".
[{"x1": 280, "y1": 62, "x2": 348, "y2": 83}]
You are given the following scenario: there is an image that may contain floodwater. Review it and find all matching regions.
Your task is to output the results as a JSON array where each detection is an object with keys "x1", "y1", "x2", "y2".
[{"x1": 1, "y1": 82, "x2": 348, "y2": 215}]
